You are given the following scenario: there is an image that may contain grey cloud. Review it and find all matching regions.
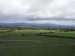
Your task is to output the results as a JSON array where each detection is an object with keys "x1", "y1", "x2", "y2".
[
  {"x1": 0, "y1": 0, "x2": 75, "y2": 18},
  {"x1": 0, "y1": 0, "x2": 75, "y2": 25}
]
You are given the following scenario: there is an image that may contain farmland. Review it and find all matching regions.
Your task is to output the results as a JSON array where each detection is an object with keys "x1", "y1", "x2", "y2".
[{"x1": 0, "y1": 28, "x2": 75, "y2": 56}]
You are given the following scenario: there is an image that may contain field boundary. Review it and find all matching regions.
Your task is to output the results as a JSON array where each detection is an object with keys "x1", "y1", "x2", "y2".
[
  {"x1": 36, "y1": 34, "x2": 75, "y2": 39},
  {"x1": 0, "y1": 40, "x2": 41, "y2": 44},
  {"x1": 0, "y1": 43, "x2": 75, "y2": 48}
]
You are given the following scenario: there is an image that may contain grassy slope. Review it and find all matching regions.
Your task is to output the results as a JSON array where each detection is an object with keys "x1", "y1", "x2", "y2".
[
  {"x1": 42, "y1": 32, "x2": 75, "y2": 37},
  {"x1": 0, "y1": 30, "x2": 49, "y2": 36},
  {"x1": 0, "y1": 45, "x2": 75, "y2": 56},
  {"x1": 0, "y1": 30, "x2": 75, "y2": 56}
]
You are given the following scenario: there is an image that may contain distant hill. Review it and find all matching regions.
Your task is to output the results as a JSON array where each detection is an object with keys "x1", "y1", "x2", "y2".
[
  {"x1": 0, "y1": 23, "x2": 56, "y2": 26},
  {"x1": 0, "y1": 23, "x2": 75, "y2": 28}
]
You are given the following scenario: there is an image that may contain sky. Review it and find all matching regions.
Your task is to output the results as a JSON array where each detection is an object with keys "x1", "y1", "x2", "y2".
[{"x1": 0, "y1": 0, "x2": 75, "y2": 25}]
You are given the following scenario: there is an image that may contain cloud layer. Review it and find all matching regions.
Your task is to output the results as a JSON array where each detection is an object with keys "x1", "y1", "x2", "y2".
[{"x1": 0, "y1": 0, "x2": 75, "y2": 25}]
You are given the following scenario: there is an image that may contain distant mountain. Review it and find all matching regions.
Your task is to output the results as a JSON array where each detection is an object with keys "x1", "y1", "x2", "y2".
[
  {"x1": 0, "y1": 23, "x2": 56, "y2": 26},
  {"x1": 0, "y1": 23, "x2": 29, "y2": 26},
  {"x1": 0, "y1": 23, "x2": 75, "y2": 28}
]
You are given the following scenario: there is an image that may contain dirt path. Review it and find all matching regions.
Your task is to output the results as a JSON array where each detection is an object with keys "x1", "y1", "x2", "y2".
[
  {"x1": 0, "y1": 40, "x2": 41, "y2": 44},
  {"x1": 0, "y1": 40, "x2": 75, "y2": 48},
  {"x1": 0, "y1": 43, "x2": 75, "y2": 48}
]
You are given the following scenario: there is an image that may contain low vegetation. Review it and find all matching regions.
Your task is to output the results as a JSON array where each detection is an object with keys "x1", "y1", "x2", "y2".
[{"x1": 0, "y1": 26, "x2": 75, "y2": 56}]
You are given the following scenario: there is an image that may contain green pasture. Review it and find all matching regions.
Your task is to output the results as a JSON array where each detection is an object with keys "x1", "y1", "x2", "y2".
[
  {"x1": 0, "y1": 30, "x2": 49, "y2": 36},
  {"x1": 0, "y1": 30, "x2": 75, "y2": 56},
  {"x1": 0, "y1": 45, "x2": 75, "y2": 56},
  {"x1": 43, "y1": 32, "x2": 75, "y2": 37},
  {"x1": 0, "y1": 30, "x2": 8, "y2": 33}
]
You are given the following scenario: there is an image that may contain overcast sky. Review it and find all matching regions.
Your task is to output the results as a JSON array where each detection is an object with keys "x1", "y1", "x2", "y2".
[{"x1": 0, "y1": 0, "x2": 75, "y2": 25}]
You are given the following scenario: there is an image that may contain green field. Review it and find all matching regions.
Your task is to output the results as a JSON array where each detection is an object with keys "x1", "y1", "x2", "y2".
[{"x1": 0, "y1": 30, "x2": 75, "y2": 56}]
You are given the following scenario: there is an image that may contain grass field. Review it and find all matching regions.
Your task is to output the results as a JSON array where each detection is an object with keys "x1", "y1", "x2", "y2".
[
  {"x1": 0, "y1": 30, "x2": 75, "y2": 56},
  {"x1": 41, "y1": 31, "x2": 75, "y2": 37}
]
